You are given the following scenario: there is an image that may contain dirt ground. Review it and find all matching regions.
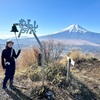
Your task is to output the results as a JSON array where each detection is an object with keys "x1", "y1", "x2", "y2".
[
  {"x1": 71, "y1": 59, "x2": 100, "y2": 98},
  {"x1": 0, "y1": 59, "x2": 100, "y2": 100}
]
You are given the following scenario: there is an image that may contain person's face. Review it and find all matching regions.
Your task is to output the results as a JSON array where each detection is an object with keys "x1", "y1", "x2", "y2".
[{"x1": 7, "y1": 42, "x2": 13, "y2": 48}]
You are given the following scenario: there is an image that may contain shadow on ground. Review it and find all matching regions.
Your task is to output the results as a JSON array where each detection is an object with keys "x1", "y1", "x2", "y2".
[
  {"x1": 58, "y1": 74, "x2": 100, "y2": 100},
  {"x1": 6, "y1": 86, "x2": 32, "y2": 100}
]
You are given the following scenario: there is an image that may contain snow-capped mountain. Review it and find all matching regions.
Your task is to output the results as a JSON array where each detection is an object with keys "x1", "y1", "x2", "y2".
[
  {"x1": 41, "y1": 24, "x2": 100, "y2": 45},
  {"x1": 55, "y1": 24, "x2": 88, "y2": 33},
  {"x1": 0, "y1": 24, "x2": 100, "y2": 47}
]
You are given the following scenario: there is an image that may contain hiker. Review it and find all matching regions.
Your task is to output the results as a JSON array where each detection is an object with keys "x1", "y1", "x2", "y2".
[{"x1": 1, "y1": 40, "x2": 21, "y2": 90}]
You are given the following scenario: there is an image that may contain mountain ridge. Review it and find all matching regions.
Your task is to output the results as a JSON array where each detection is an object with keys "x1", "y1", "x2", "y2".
[
  {"x1": 54, "y1": 24, "x2": 89, "y2": 33},
  {"x1": 40, "y1": 24, "x2": 100, "y2": 45},
  {"x1": 0, "y1": 24, "x2": 100, "y2": 47}
]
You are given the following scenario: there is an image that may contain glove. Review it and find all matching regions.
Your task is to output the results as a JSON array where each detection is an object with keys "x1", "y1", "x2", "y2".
[
  {"x1": 18, "y1": 49, "x2": 21, "y2": 53},
  {"x1": 17, "y1": 49, "x2": 21, "y2": 55}
]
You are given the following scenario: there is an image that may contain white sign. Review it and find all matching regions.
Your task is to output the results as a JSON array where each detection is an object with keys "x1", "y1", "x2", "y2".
[{"x1": 67, "y1": 56, "x2": 75, "y2": 66}]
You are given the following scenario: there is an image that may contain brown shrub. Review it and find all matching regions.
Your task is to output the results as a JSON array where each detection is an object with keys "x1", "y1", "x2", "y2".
[
  {"x1": 0, "y1": 53, "x2": 5, "y2": 73},
  {"x1": 67, "y1": 49, "x2": 94, "y2": 61},
  {"x1": 0, "y1": 54, "x2": 2, "y2": 70},
  {"x1": 17, "y1": 47, "x2": 40, "y2": 69},
  {"x1": 67, "y1": 49, "x2": 85, "y2": 61}
]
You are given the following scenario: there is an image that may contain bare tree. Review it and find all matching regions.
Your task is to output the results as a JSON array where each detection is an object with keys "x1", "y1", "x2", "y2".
[{"x1": 42, "y1": 40, "x2": 65, "y2": 64}]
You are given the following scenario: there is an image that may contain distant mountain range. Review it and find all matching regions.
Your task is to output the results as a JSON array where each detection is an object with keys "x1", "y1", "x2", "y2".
[
  {"x1": 0, "y1": 24, "x2": 100, "y2": 47},
  {"x1": 39, "y1": 24, "x2": 100, "y2": 46}
]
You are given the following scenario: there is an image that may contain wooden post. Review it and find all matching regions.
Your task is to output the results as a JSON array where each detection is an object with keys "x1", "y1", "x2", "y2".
[
  {"x1": 67, "y1": 58, "x2": 71, "y2": 82},
  {"x1": 33, "y1": 32, "x2": 45, "y2": 86}
]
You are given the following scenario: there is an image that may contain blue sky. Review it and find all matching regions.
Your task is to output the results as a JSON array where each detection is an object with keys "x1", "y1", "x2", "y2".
[{"x1": 0, "y1": 0, "x2": 100, "y2": 39}]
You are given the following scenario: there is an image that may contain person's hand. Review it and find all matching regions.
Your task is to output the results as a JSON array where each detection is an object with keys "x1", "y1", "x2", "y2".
[{"x1": 18, "y1": 49, "x2": 21, "y2": 53}]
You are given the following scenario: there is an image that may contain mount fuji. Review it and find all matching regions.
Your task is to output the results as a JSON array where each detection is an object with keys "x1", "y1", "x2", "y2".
[
  {"x1": 0, "y1": 24, "x2": 100, "y2": 47},
  {"x1": 54, "y1": 24, "x2": 88, "y2": 33},
  {"x1": 40, "y1": 24, "x2": 100, "y2": 46}
]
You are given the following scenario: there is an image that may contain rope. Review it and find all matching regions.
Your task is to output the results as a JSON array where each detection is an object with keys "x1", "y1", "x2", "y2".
[{"x1": 14, "y1": 32, "x2": 20, "y2": 49}]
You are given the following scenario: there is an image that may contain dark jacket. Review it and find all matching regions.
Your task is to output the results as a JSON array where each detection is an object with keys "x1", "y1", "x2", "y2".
[{"x1": 1, "y1": 47, "x2": 21, "y2": 69}]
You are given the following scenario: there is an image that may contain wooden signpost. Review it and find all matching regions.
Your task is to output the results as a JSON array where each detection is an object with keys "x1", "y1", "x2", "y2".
[{"x1": 67, "y1": 56, "x2": 75, "y2": 82}]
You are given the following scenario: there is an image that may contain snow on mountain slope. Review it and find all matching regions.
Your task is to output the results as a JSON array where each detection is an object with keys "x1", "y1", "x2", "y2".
[
  {"x1": 54, "y1": 24, "x2": 89, "y2": 33},
  {"x1": 42, "y1": 24, "x2": 100, "y2": 45},
  {"x1": 0, "y1": 24, "x2": 100, "y2": 47}
]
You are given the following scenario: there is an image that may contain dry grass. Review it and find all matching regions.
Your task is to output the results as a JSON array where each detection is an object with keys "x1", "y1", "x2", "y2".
[
  {"x1": 17, "y1": 47, "x2": 39, "y2": 69},
  {"x1": 60, "y1": 50, "x2": 86, "y2": 65},
  {"x1": 60, "y1": 49, "x2": 95, "y2": 66},
  {"x1": 0, "y1": 53, "x2": 5, "y2": 76},
  {"x1": 60, "y1": 56, "x2": 68, "y2": 66},
  {"x1": 67, "y1": 49, "x2": 94, "y2": 61},
  {"x1": 68, "y1": 49, "x2": 85, "y2": 61},
  {"x1": 0, "y1": 47, "x2": 95, "y2": 74}
]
